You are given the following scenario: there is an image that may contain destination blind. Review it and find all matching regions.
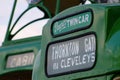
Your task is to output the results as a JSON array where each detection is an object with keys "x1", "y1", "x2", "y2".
[
  {"x1": 6, "y1": 52, "x2": 34, "y2": 68},
  {"x1": 46, "y1": 34, "x2": 96, "y2": 76},
  {"x1": 52, "y1": 9, "x2": 93, "y2": 36}
]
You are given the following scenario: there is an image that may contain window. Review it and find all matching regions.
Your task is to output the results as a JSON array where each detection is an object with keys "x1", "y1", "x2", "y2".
[{"x1": 0, "y1": 0, "x2": 49, "y2": 44}]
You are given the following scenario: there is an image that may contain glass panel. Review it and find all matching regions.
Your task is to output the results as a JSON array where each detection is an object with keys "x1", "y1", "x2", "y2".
[
  {"x1": 12, "y1": 19, "x2": 49, "y2": 40},
  {"x1": 10, "y1": 0, "x2": 49, "y2": 40}
]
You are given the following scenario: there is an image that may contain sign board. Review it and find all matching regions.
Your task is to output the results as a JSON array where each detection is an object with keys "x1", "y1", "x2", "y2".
[
  {"x1": 52, "y1": 9, "x2": 93, "y2": 37},
  {"x1": 46, "y1": 34, "x2": 96, "y2": 76},
  {"x1": 6, "y1": 52, "x2": 34, "y2": 68}
]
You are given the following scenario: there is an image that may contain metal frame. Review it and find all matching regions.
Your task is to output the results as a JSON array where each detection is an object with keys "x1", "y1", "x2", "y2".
[{"x1": 4, "y1": 0, "x2": 54, "y2": 42}]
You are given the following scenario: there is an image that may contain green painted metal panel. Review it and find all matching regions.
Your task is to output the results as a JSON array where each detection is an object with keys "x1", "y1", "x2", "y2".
[
  {"x1": 32, "y1": 4, "x2": 120, "y2": 80},
  {"x1": 0, "y1": 36, "x2": 42, "y2": 80}
]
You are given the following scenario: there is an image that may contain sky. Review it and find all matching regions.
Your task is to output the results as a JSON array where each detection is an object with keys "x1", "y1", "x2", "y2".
[
  {"x1": 0, "y1": 0, "x2": 12, "y2": 46},
  {"x1": 0, "y1": 0, "x2": 48, "y2": 46}
]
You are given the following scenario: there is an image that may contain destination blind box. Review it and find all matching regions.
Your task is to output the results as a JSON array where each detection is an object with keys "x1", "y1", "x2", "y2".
[
  {"x1": 6, "y1": 52, "x2": 34, "y2": 68},
  {"x1": 51, "y1": 9, "x2": 93, "y2": 37},
  {"x1": 46, "y1": 33, "x2": 96, "y2": 77}
]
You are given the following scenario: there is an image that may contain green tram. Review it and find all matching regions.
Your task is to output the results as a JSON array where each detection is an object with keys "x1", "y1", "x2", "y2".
[
  {"x1": 1, "y1": 0, "x2": 120, "y2": 80},
  {"x1": 32, "y1": 1, "x2": 120, "y2": 80}
]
